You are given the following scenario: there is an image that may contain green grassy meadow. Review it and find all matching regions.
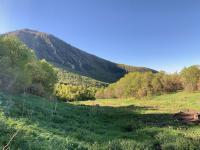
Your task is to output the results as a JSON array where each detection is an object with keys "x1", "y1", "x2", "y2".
[{"x1": 1, "y1": 92, "x2": 200, "y2": 149}]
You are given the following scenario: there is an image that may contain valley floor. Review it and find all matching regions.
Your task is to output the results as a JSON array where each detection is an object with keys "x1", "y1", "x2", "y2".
[{"x1": 1, "y1": 92, "x2": 200, "y2": 149}]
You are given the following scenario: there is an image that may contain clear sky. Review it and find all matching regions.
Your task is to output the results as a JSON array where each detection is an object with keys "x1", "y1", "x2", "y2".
[{"x1": 0, "y1": 0, "x2": 200, "y2": 72}]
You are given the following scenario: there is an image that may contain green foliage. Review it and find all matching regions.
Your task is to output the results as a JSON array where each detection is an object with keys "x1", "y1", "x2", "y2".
[
  {"x1": 25, "y1": 60, "x2": 57, "y2": 95},
  {"x1": 96, "y1": 72, "x2": 183, "y2": 99},
  {"x1": 56, "y1": 68, "x2": 108, "y2": 88},
  {"x1": 55, "y1": 84, "x2": 96, "y2": 101},
  {"x1": 1, "y1": 91, "x2": 200, "y2": 149},
  {"x1": 97, "y1": 65, "x2": 200, "y2": 99},
  {"x1": 38, "y1": 60, "x2": 58, "y2": 93},
  {"x1": 160, "y1": 72, "x2": 183, "y2": 93},
  {"x1": 0, "y1": 36, "x2": 35, "y2": 67},
  {"x1": 54, "y1": 68, "x2": 107, "y2": 101},
  {"x1": 0, "y1": 36, "x2": 35, "y2": 93},
  {"x1": 181, "y1": 66, "x2": 200, "y2": 92},
  {"x1": 0, "y1": 35, "x2": 103, "y2": 99},
  {"x1": 0, "y1": 36, "x2": 57, "y2": 95}
]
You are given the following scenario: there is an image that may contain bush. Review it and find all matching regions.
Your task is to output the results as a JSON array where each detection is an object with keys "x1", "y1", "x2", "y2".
[
  {"x1": 55, "y1": 84, "x2": 96, "y2": 101},
  {"x1": 0, "y1": 36, "x2": 34, "y2": 93},
  {"x1": 137, "y1": 88, "x2": 148, "y2": 98},
  {"x1": 181, "y1": 66, "x2": 200, "y2": 92},
  {"x1": 25, "y1": 60, "x2": 57, "y2": 95},
  {"x1": 0, "y1": 36, "x2": 57, "y2": 96},
  {"x1": 95, "y1": 88, "x2": 105, "y2": 99}
]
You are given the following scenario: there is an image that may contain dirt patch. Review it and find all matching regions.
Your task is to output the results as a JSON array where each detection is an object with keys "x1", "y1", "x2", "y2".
[{"x1": 174, "y1": 110, "x2": 200, "y2": 124}]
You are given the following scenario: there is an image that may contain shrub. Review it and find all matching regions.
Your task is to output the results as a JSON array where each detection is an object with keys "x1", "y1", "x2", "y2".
[
  {"x1": 55, "y1": 84, "x2": 96, "y2": 101},
  {"x1": 181, "y1": 66, "x2": 200, "y2": 92},
  {"x1": 0, "y1": 36, "x2": 57, "y2": 96},
  {"x1": 137, "y1": 88, "x2": 148, "y2": 98}
]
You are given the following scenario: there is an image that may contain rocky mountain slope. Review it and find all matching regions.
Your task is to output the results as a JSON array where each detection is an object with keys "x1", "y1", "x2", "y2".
[{"x1": 4, "y1": 29, "x2": 157, "y2": 83}]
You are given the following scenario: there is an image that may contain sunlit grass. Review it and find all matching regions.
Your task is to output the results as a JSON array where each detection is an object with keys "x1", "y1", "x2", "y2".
[
  {"x1": 77, "y1": 92, "x2": 200, "y2": 113},
  {"x1": 1, "y1": 92, "x2": 200, "y2": 149}
]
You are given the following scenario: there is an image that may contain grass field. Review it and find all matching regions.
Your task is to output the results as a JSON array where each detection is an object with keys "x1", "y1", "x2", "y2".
[{"x1": 1, "y1": 92, "x2": 200, "y2": 149}]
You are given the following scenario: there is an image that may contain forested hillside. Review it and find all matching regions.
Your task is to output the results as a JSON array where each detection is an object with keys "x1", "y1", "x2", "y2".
[{"x1": 56, "y1": 68, "x2": 107, "y2": 87}]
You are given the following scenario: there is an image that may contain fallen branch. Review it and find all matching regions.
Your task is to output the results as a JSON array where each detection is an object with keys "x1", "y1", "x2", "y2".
[{"x1": 3, "y1": 129, "x2": 20, "y2": 150}]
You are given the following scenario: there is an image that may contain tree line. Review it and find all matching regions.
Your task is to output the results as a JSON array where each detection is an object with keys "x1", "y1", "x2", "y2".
[{"x1": 96, "y1": 66, "x2": 200, "y2": 99}]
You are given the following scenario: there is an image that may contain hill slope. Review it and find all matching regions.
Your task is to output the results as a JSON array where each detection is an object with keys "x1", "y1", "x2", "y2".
[
  {"x1": 4, "y1": 29, "x2": 157, "y2": 83},
  {"x1": 55, "y1": 67, "x2": 108, "y2": 87}
]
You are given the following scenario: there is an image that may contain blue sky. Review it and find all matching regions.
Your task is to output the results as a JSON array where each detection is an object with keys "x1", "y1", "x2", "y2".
[{"x1": 0, "y1": 0, "x2": 200, "y2": 72}]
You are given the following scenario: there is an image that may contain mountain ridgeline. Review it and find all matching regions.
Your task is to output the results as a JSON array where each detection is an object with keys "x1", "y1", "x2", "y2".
[{"x1": 4, "y1": 29, "x2": 157, "y2": 83}]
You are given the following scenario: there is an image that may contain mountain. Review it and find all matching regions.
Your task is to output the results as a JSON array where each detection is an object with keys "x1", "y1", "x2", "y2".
[{"x1": 4, "y1": 29, "x2": 157, "y2": 83}]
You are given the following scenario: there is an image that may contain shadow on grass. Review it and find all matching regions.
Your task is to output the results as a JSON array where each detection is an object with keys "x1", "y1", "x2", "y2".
[{"x1": 0, "y1": 94, "x2": 197, "y2": 149}]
